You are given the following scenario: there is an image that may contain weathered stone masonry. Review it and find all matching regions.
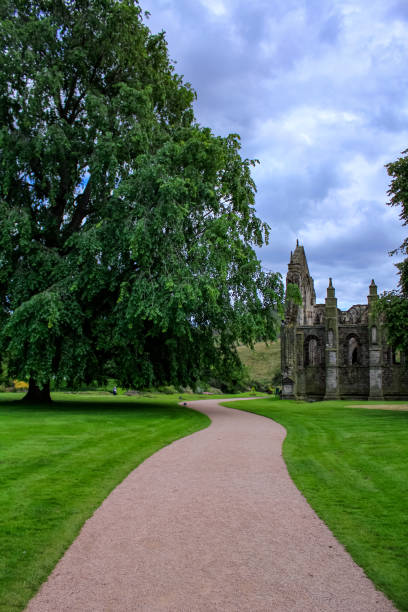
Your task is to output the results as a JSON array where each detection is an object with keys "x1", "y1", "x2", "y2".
[{"x1": 281, "y1": 242, "x2": 408, "y2": 400}]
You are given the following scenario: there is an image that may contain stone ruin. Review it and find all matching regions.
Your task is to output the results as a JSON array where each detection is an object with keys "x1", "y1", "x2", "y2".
[{"x1": 281, "y1": 242, "x2": 408, "y2": 400}]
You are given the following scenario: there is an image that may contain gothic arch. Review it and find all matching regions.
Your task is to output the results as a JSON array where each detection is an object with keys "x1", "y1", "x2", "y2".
[
  {"x1": 345, "y1": 334, "x2": 361, "y2": 365},
  {"x1": 304, "y1": 335, "x2": 321, "y2": 366}
]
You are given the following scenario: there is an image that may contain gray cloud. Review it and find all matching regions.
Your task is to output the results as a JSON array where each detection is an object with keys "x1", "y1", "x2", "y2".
[{"x1": 142, "y1": 0, "x2": 408, "y2": 309}]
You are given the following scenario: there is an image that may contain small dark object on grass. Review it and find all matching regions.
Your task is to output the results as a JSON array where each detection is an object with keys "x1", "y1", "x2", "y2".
[
  {"x1": 112, "y1": 387, "x2": 117, "y2": 396},
  {"x1": 184, "y1": 402, "x2": 187, "y2": 406}
]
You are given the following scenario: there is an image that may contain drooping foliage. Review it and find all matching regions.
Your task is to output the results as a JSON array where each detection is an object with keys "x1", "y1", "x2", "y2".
[
  {"x1": 375, "y1": 290, "x2": 408, "y2": 356},
  {"x1": 376, "y1": 149, "x2": 408, "y2": 356},
  {"x1": 385, "y1": 149, "x2": 408, "y2": 293},
  {"x1": 0, "y1": 0, "x2": 284, "y2": 399}
]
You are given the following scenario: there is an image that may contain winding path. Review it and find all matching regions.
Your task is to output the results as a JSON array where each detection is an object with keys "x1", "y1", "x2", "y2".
[{"x1": 26, "y1": 398, "x2": 395, "y2": 611}]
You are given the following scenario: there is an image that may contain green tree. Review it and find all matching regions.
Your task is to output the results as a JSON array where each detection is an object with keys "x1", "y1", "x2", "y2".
[
  {"x1": 386, "y1": 149, "x2": 408, "y2": 293},
  {"x1": 376, "y1": 149, "x2": 408, "y2": 355},
  {"x1": 0, "y1": 0, "x2": 284, "y2": 402}
]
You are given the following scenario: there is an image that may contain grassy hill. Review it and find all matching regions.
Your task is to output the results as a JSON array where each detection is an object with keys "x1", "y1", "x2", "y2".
[{"x1": 237, "y1": 340, "x2": 281, "y2": 390}]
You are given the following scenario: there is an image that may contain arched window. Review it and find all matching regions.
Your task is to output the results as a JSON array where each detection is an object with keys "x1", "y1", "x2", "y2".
[
  {"x1": 371, "y1": 326, "x2": 377, "y2": 344},
  {"x1": 347, "y1": 336, "x2": 360, "y2": 365},
  {"x1": 304, "y1": 336, "x2": 320, "y2": 366}
]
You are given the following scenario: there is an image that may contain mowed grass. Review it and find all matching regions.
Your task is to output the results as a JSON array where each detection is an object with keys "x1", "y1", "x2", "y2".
[
  {"x1": 0, "y1": 392, "x2": 214, "y2": 612},
  {"x1": 228, "y1": 398, "x2": 408, "y2": 611}
]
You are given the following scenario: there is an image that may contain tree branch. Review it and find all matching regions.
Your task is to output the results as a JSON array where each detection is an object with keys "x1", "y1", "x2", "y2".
[{"x1": 63, "y1": 177, "x2": 92, "y2": 237}]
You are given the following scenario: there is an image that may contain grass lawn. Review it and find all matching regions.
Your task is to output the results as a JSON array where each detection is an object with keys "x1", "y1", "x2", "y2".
[
  {"x1": 0, "y1": 391, "x2": 223, "y2": 612},
  {"x1": 228, "y1": 397, "x2": 408, "y2": 611}
]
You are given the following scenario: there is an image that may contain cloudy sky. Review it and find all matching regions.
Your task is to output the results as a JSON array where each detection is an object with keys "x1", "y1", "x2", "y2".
[{"x1": 142, "y1": 0, "x2": 408, "y2": 309}]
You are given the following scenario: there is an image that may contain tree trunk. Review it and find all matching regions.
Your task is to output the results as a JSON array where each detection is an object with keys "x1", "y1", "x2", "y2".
[{"x1": 23, "y1": 379, "x2": 52, "y2": 403}]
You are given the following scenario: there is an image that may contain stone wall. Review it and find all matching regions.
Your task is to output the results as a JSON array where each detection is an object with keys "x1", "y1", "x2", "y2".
[
  {"x1": 281, "y1": 242, "x2": 408, "y2": 401},
  {"x1": 295, "y1": 325, "x2": 326, "y2": 399},
  {"x1": 383, "y1": 360, "x2": 408, "y2": 399}
]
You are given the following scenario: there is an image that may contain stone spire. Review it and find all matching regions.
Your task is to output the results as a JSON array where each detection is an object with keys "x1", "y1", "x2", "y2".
[
  {"x1": 326, "y1": 278, "x2": 336, "y2": 301},
  {"x1": 324, "y1": 277, "x2": 340, "y2": 400},
  {"x1": 367, "y1": 278, "x2": 383, "y2": 400},
  {"x1": 368, "y1": 279, "x2": 378, "y2": 307}
]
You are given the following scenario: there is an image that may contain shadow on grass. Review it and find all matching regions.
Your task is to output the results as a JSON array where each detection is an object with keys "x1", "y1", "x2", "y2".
[
  {"x1": 0, "y1": 394, "x2": 188, "y2": 415},
  {"x1": 0, "y1": 391, "x2": 211, "y2": 612}
]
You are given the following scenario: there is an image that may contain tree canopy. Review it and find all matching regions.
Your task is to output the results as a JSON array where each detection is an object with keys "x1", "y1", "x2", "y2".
[
  {"x1": 385, "y1": 149, "x2": 408, "y2": 294},
  {"x1": 0, "y1": 0, "x2": 284, "y2": 400},
  {"x1": 376, "y1": 149, "x2": 408, "y2": 355}
]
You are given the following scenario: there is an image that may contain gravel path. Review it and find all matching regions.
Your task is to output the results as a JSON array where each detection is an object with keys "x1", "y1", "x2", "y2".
[{"x1": 26, "y1": 398, "x2": 396, "y2": 611}]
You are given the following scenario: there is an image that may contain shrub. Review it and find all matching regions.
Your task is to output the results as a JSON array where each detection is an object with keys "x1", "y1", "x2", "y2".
[{"x1": 13, "y1": 380, "x2": 29, "y2": 392}]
